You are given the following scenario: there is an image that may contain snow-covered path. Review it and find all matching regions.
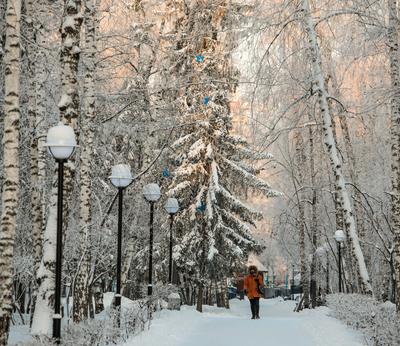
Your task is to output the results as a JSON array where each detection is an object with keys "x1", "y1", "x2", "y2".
[{"x1": 123, "y1": 298, "x2": 365, "y2": 346}]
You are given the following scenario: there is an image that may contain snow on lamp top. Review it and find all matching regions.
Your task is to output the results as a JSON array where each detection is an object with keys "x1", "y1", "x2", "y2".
[
  {"x1": 143, "y1": 183, "x2": 161, "y2": 202},
  {"x1": 109, "y1": 164, "x2": 133, "y2": 188},
  {"x1": 45, "y1": 122, "x2": 77, "y2": 160},
  {"x1": 164, "y1": 198, "x2": 179, "y2": 214},
  {"x1": 334, "y1": 230, "x2": 346, "y2": 243}
]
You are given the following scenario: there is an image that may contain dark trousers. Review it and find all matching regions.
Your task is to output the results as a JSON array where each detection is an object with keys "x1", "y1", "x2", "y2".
[{"x1": 249, "y1": 297, "x2": 260, "y2": 317}]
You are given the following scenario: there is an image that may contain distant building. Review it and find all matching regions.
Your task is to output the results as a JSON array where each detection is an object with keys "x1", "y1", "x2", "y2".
[{"x1": 246, "y1": 253, "x2": 268, "y2": 273}]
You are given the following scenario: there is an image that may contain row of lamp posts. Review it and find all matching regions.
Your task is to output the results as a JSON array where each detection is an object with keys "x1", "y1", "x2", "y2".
[
  {"x1": 45, "y1": 123, "x2": 179, "y2": 341},
  {"x1": 43, "y1": 122, "x2": 349, "y2": 342}
]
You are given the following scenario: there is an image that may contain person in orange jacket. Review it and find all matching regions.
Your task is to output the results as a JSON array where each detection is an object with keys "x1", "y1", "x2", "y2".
[{"x1": 244, "y1": 265, "x2": 264, "y2": 319}]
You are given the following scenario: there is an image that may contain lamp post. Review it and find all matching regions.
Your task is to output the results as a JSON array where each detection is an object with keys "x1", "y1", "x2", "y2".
[
  {"x1": 45, "y1": 122, "x2": 77, "y2": 342},
  {"x1": 143, "y1": 183, "x2": 161, "y2": 296},
  {"x1": 164, "y1": 198, "x2": 179, "y2": 284},
  {"x1": 291, "y1": 265, "x2": 295, "y2": 300},
  {"x1": 334, "y1": 230, "x2": 346, "y2": 293},
  {"x1": 109, "y1": 164, "x2": 133, "y2": 313}
]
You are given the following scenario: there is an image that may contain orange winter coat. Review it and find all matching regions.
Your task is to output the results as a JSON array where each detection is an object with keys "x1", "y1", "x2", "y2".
[{"x1": 244, "y1": 273, "x2": 264, "y2": 299}]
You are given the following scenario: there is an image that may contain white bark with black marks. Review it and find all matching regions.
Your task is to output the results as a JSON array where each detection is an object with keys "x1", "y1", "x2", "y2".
[
  {"x1": 302, "y1": 0, "x2": 372, "y2": 295},
  {"x1": 0, "y1": 0, "x2": 22, "y2": 343},
  {"x1": 32, "y1": 0, "x2": 83, "y2": 334},
  {"x1": 388, "y1": 0, "x2": 400, "y2": 312},
  {"x1": 73, "y1": 0, "x2": 98, "y2": 322},
  {"x1": 294, "y1": 131, "x2": 310, "y2": 308}
]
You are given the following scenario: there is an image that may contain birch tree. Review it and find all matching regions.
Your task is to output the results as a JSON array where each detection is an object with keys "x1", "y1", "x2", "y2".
[
  {"x1": 302, "y1": 0, "x2": 372, "y2": 295},
  {"x1": 294, "y1": 131, "x2": 310, "y2": 308},
  {"x1": 73, "y1": 0, "x2": 98, "y2": 322},
  {"x1": 308, "y1": 115, "x2": 318, "y2": 308},
  {"x1": 0, "y1": 0, "x2": 22, "y2": 343},
  {"x1": 23, "y1": 0, "x2": 49, "y2": 325},
  {"x1": 388, "y1": 0, "x2": 400, "y2": 311},
  {"x1": 32, "y1": 0, "x2": 83, "y2": 335}
]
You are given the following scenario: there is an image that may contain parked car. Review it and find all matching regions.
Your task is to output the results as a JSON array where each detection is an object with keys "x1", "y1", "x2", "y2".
[{"x1": 227, "y1": 286, "x2": 237, "y2": 299}]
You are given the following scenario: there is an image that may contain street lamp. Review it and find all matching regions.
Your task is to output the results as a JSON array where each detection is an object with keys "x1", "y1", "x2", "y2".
[
  {"x1": 109, "y1": 164, "x2": 133, "y2": 313},
  {"x1": 45, "y1": 122, "x2": 77, "y2": 342},
  {"x1": 143, "y1": 183, "x2": 161, "y2": 296},
  {"x1": 334, "y1": 230, "x2": 346, "y2": 293},
  {"x1": 164, "y1": 198, "x2": 179, "y2": 284}
]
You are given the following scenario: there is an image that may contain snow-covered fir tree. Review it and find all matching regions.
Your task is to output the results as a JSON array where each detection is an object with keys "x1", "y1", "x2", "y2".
[{"x1": 164, "y1": 0, "x2": 280, "y2": 311}]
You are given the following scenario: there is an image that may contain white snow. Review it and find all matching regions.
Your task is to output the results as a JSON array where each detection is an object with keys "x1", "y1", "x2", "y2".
[
  {"x1": 31, "y1": 190, "x2": 58, "y2": 336},
  {"x1": 58, "y1": 93, "x2": 72, "y2": 109},
  {"x1": 8, "y1": 325, "x2": 32, "y2": 346},
  {"x1": 207, "y1": 243, "x2": 219, "y2": 260},
  {"x1": 121, "y1": 298, "x2": 365, "y2": 346},
  {"x1": 168, "y1": 293, "x2": 181, "y2": 300},
  {"x1": 62, "y1": 17, "x2": 76, "y2": 32},
  {"x1": 9, "y1": 297, "x2": 366, "y2": 346}
]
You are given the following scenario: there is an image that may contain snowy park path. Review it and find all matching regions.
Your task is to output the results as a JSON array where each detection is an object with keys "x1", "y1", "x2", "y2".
[{"x1": 124, "y1": 298, "x2": 366, "y2": 346}]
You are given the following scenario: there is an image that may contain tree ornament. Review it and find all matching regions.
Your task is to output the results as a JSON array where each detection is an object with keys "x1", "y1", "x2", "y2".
[
  {"x1": 195, "y1": 54, "x2": 205, "y2": 63},
  {"x1": 163, "y1": 168, "x2": 171, "y2": 177},
  {"x1": 196, "y1": 201, "x2": 207, "y2": 213}
]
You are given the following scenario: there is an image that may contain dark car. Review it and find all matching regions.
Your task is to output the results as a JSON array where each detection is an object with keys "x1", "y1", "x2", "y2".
[{"x1": 227, "y1": 286, "x2": 237, "y2": 299}]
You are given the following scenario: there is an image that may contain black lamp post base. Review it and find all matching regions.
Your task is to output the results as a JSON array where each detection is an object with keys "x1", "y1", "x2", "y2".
[
  {"x1": 53, "y1": 316, "x2": 61, "y2": 344},
  {"x1": 114, "y1": 294, "x2": 122, "y2": 328},
  {"x1": 147, "y1": 285, "x2": 153, "y2": 296},
  {"x1": 115, "y1": 294, "x2": 121, "y2": 308}
]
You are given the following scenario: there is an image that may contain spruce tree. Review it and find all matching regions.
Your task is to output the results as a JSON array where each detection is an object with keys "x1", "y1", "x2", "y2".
[{"x1": 165, "y1": 0, "x2": 280, "y2": 310}]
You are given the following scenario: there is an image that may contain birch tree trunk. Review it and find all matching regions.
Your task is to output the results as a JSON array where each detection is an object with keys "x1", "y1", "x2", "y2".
[
  {"x1": 388, "y1": 0, "x2": 400, "y2": 312},
  {"x1": 58, "y1": 0, "x2": 82, "y2": 241},
  {"x1": 31, "y1": 189, "x2": 58, "y2": 335},
  {"x1": 59, "y1": 0, "x2": 82, "y2": 126},
  {"x1": 73, "y1": 0, "x2": 97, "y2": 322},
  {"x1": 308, "y1": 117, "x2": 318, "y2": 308},
  {"x1": 0, "y1": 0, "x2": 22, "y2": 343},
  {"x1": 32, "y1": 0, "x2": 83, "y2": 334},
  {"x1": 330, "y1": 113, "x2": 356, "y2": 292},
  {"x1": 337, "y1": 112, "x2": 365, "y2": 247},
  {"x1": 294, "y1": 131, "x2": 310, "y2": 308},
  {"x1": 337, "y1": 113, "x2": 362, "y2": 292},
  {"x1": 25, "y1": 0, "x2": 39, "y2": 278},
  {"x1": 25, "y1": 0, "x2": 48, "y2": 326},
  {"x1": 325, "y1": 53, "x2": 363, "y2": 291},
  {"x1": 28, "y1": 0, "x2": 48, "y2": 279},
  {"x1": 302, "y1": 0, "x2": 372, "y2": 295}
]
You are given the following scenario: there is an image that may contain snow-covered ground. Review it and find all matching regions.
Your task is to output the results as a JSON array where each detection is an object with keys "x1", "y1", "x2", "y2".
[
  {"x1": 8, "y1": 297, "x2": 367, "y2": 345},
  {"x1": 8, "y1": 325, "x2": 32, "y2": 345},
  {"x1": 122, "y1": 298, "x2": 366, "y2": 346}
]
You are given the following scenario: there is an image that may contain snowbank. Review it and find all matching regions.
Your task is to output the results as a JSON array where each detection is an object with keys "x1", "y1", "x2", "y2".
[
  {"x1": 326, "y1": 293, "x2": 400, "y2": 345},
  {"x1": 9, "y1": 293, "x2": 157, "y2": 346}
]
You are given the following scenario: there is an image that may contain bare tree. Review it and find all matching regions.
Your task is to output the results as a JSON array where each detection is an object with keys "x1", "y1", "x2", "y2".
[
  {"x1": 0, "y1": 0, "x2": 22, "y2": 343},
  {"x1": 302, "y1": 0, "x2": 372, "y2": 294},
  {"x1": 32, "y1": 0, "x2": 83, "y2": 335},
  {"x1": 388, "y1": 0, "x2": 400, "y2": 312},
  {"x1": 294, "y1": 131, "x2": 310, "y2": 308},
  {"x1": 73, "y1": 0, "x2": 98, "y2": 322}
]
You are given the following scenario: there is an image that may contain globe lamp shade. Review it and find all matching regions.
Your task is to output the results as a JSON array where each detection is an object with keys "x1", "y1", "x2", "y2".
[
  {"x1": 334, "y1": 230, "x2": 346, "y2": 243},
  {"x1": 143, "y1": 183, "x2": 161, "y2": 202},
  {"x1": 45, "y1": 122, "x2": 77, "y2": 160},
  {"x1": 109, "y1": 164, "x2": 133, "y2": 188},
  {"x1": 165, "y1": 198, "x2": 179, "y2": 215}
]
